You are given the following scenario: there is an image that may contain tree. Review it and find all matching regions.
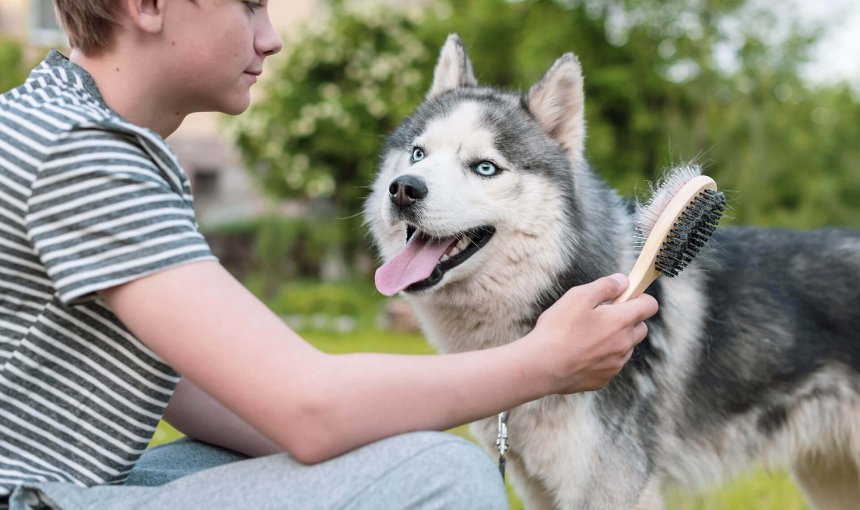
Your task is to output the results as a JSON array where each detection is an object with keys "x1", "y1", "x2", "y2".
[
  {"x1": 233, "y1": 2, "x2": 440, "y2": 235},
  {"x1": 232, "y1": 0, "x2": 860, "y2": 274},
  {"x1": 231, "y1": 1, "x2": 450, "y2": 268}
]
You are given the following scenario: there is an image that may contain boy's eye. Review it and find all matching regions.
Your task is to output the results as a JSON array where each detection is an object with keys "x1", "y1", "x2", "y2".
[
  {"x1": 243, "y1": 1, "x2": 262, "y2": 12},
  {"x1": 473, "y1": 161, "x2": 499, "y2": 177},
  {"x1": 410, "y1": 147, "x2": 425, "y2": 163}
]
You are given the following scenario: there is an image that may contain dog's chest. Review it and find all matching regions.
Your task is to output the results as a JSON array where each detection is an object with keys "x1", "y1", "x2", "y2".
[{"x1": 409, "y1": 295, "x2": 534, "y2": 353}]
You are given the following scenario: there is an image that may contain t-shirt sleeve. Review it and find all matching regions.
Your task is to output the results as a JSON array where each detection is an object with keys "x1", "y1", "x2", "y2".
[{"x1": 25, "y1": 128, "x2": 217, "y2": 305}]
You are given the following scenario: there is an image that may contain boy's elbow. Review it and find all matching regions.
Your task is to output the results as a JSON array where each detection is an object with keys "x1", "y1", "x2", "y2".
[
  {"x1": 283, "y1": 437, "x2": 338, "y2": 465},
  {"x1": 270, "y1": 388, "x2": 343, "y2": 464}
]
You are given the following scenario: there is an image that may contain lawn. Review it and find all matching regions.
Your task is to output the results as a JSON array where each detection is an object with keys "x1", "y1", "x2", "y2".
[{"x1": 149, "y1": 327, "x2": 809, "y2": 510}]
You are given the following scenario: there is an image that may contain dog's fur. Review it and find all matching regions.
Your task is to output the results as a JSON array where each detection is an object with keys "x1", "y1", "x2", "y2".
[{"x1": 364, "y1": 35, "x2": 860, "y2": 509}]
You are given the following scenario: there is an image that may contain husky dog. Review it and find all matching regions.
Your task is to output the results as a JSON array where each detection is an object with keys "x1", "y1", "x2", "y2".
[{"x1": 364, "y1": 34, "x2": 860, "y2": 509}]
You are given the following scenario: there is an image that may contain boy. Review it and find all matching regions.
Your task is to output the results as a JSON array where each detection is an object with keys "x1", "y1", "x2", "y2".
[{"x1": 0, "y1": 0, "x2": 658, "y2": 508}]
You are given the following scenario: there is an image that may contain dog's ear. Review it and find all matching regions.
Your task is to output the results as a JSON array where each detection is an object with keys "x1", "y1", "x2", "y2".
[
  {"x1": 427, "y1": 34, "x2": 477, "y2": 98},
  {"x1": 526, "y1": 54, "x2": 586, "y2": 160}
]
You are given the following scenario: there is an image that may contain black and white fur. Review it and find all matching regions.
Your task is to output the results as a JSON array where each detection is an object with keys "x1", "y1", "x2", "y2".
[{"x1": 364, "y1": 34, "x2": 860, "y2": 509}]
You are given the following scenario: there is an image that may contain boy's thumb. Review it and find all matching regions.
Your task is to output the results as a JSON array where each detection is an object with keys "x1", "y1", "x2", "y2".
[
  {"x1": 608, "y1": 273, "x2": 628, "y2": 288},
  {"x1": 591, "y1": 273, "x2": 628, "y2": 305}
]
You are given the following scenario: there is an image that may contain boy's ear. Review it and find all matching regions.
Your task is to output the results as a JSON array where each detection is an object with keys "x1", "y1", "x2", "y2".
[
  {"x1": 525, "y1": 53, "x2": 586, "y2": 161},
  {"x1": 125, "y1": 0, "x2": 166, "y2": 33},
  {"x1": 427, "y1": 34, "x2": 477, "y2": 98}
]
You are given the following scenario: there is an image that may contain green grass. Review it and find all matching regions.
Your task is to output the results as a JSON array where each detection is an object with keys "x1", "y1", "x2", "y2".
[
  {"x1": 664, "y1": 470, "x2": 808, "y2": 510},
  {"x1": 150, "y1": 327, "x2": 808, "y2": 509}
]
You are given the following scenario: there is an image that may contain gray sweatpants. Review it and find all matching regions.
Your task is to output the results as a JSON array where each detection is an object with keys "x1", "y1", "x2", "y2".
[{"x1": 8, "y1": 432, "x2": 508, "y2": 509}]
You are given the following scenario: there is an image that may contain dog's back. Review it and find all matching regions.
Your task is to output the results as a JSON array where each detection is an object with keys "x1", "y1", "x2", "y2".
[{"x1": 617, "y1": 227, "x2": 860, "y2": 504}]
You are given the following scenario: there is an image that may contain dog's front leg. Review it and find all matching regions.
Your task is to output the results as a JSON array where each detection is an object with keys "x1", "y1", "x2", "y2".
[
  {"x1": 547, "y1": 434, "x2": 656, "y2": 510},
  {"x1": 498, "y1": 397, "x2": 657, "y2": 509},
  {"x1": 634, "y1": 477, "x2": 664, "y2": 510},
  {"x1": 469, "y1": 419, "x2": 558, "y2": 510},
  {"x1": 505, "y1": 448, "x2": 559, "y2": 510}
]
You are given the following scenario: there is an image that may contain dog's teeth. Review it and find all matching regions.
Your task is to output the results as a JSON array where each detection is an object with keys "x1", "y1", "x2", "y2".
[{"x1": 441, "y1": 237, "x2": 471, "y2": 261}]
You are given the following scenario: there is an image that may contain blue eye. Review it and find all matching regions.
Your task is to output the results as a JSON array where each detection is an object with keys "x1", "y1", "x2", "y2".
[
  {"x1": 410, "y1": 147, "x2": 425, "y2": 163},
  {"x1": 473, "y1": 161, "x2": 499, "y2": 177}
]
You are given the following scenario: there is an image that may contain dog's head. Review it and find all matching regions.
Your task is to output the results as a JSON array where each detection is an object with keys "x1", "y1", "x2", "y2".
[{"x1": 365, "y1": 34, "x2": 590, "y2": 299}]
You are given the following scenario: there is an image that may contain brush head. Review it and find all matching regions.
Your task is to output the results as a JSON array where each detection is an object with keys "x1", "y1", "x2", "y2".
[
  {"x1": 654, "y1": 188, "x2": 726, "y2": 277},
  {"x1": 614, "y1": 166, "x2": 725, "y2": 303},
  {"x1": 635, "y1": 165, "x2": 726, "y2": 278}
]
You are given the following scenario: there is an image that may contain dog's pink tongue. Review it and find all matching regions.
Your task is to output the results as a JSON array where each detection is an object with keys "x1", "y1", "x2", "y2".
[{"x1": 375, "y1": 235, "x2": 454, "y2": 296}]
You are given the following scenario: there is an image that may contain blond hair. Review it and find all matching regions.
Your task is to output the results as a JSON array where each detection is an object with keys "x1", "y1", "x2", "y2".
[{"x1": 52, "y1": 1, "x2": 123, "y2": 54}]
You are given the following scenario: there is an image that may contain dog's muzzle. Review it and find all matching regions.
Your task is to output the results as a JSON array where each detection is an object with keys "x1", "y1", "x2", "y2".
[{"x1": 388, "y1": 175, "x2": 427, "y2": 209}]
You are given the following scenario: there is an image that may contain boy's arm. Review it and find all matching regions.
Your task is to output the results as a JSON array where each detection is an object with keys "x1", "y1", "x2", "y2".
[
  {"x1": 163, "y1": 377, "x2": 282, "y2": 457},
  {"x1": 100, "y1": 260, "x2": 655, "y2": 464}
]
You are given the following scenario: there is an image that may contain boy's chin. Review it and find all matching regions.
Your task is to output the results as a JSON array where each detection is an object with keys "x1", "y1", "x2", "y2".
[{"x1": 217, "y1": 95, "x2": 252, "y2": 116}]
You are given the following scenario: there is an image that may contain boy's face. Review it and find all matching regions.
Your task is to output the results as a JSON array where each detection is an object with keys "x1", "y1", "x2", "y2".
[{"x1": 159, "y1": 0, "x2": 282, "y2": 115}]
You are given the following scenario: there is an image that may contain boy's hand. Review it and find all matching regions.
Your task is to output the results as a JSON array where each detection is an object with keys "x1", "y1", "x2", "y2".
[{"x1": 526, "y1": 274, "x2": 659, "y2": 394}]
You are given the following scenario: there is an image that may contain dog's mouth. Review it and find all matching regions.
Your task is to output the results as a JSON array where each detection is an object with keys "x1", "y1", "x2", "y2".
[{"x1": 375, "y1": 225, "x2": 495, "y2": 296}]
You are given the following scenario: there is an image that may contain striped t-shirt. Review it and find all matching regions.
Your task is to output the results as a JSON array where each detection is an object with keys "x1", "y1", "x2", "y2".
[{"x1": 0, "y1": 50, "x2": 216, "y2": 497}]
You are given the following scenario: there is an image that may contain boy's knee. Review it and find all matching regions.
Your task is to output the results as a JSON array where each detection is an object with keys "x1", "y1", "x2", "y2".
[
  {"x1": 367, "y1": 431, "x2": 508, "y2": 510},
  {"x1": 427, "y1": 436, "x2": 508, "y2": 509}
]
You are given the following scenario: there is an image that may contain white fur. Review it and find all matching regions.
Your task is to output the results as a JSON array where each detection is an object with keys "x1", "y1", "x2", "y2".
[{"x1": 366, "y1": 39, "x2": 860, "y2": 509}]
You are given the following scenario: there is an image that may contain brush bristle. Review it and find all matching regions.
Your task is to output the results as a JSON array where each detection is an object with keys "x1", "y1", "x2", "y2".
[
  {"x1": 635, "y1": 165, "x2": 702, "y2": 254},
  {"x1": 654, "y1": 188, "x2": 726, "y2": 277}
]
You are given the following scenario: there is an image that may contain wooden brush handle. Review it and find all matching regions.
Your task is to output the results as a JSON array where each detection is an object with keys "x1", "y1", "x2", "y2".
[
  {"x1": 614, "y1": 175, "x2": 717, "y2": 303},
  {"x1": 614, "y1": 264, "x2": 661, "y2": 303}
]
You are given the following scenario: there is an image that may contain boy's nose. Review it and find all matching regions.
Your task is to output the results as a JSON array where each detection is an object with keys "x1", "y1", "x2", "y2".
[{"x1": 256, "y1": 11, "x2": 283, "y2": 57}]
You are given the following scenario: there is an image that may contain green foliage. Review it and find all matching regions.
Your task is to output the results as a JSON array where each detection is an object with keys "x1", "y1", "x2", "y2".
[
  {"x1": 232, "y1": 0, "x2": 860, "y2": 266},
  {"x1": 253, "y1": 215, "x2": 304, "y2": 277},
  {"x1": 268, "y1": 279, "x2": 384, "y2": 329},
  {"x1": 231, "y1": 1, "x2": 441, "y2": 219},
  {"x1": 434, "y1": 0, "x2": 860, "y2": 230},
  {"x1": 0, "y1": 39, "x2": 28, "y2": 94},
  {"x1": 206, "y1": 213, "x2": 360, "y2": 284}
]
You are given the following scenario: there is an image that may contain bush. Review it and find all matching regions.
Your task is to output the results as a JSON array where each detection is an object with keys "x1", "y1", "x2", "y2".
[
  {"x1": 230, "y1": 0, "x2": 443, "y2": 222},
  {"x1": 0, "y1": 39, "x2": 29, "y2": 93},
  {"x1": 245, "y1": 279, "x2": 386, "y2": 332},
  {"x1": 271, "y1": 280, "x2": 379, "y2": 317},
  {"x1": 204, "y1": 213, "x2": 361, "y2": 283}
]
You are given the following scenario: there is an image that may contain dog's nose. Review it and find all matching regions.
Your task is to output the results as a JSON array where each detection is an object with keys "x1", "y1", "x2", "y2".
[{"x1": 388, "y1": 175, "x2": 427, "y2": 208}]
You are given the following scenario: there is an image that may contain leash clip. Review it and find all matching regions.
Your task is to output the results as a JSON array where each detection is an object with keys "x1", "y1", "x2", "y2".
[{"x1": 496, "y1": 410, "x2": 509, "y2": 480}]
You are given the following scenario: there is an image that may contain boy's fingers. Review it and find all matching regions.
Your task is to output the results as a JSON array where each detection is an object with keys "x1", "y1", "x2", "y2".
[
  {"x1": 623, "y1": 345, "x2": 636, "y2": 362},
  {"x1": 634, "y1": 294, "x2": 659, "y2": 322},
  {"x1": 613, "y1": 293, "x2": 659, "y2": 323},
  {"x1": 632, "y1": 321, "x2": 649, "y2": 343},
  {"x1": 582, "y1": 274, "x2": 628, "y2": 306}
]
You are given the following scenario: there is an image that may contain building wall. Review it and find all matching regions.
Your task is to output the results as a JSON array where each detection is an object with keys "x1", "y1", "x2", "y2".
[
  {"x1": 0, "y1": 0, "x2": 66, "y2": 55},
  {"x1": 0, "y1": 0, "x2": 27, "y2": 40}
]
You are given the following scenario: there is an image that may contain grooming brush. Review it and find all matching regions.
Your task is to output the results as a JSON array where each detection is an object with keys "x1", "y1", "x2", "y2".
[{"x1": 614, "y1": 166, "x2": 726, "y2": 303}]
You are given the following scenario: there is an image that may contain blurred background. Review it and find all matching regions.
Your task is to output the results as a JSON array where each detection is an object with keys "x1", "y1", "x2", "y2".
[{"x1": 2, "y1": 0, "x2": 858, "y2": 508}]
